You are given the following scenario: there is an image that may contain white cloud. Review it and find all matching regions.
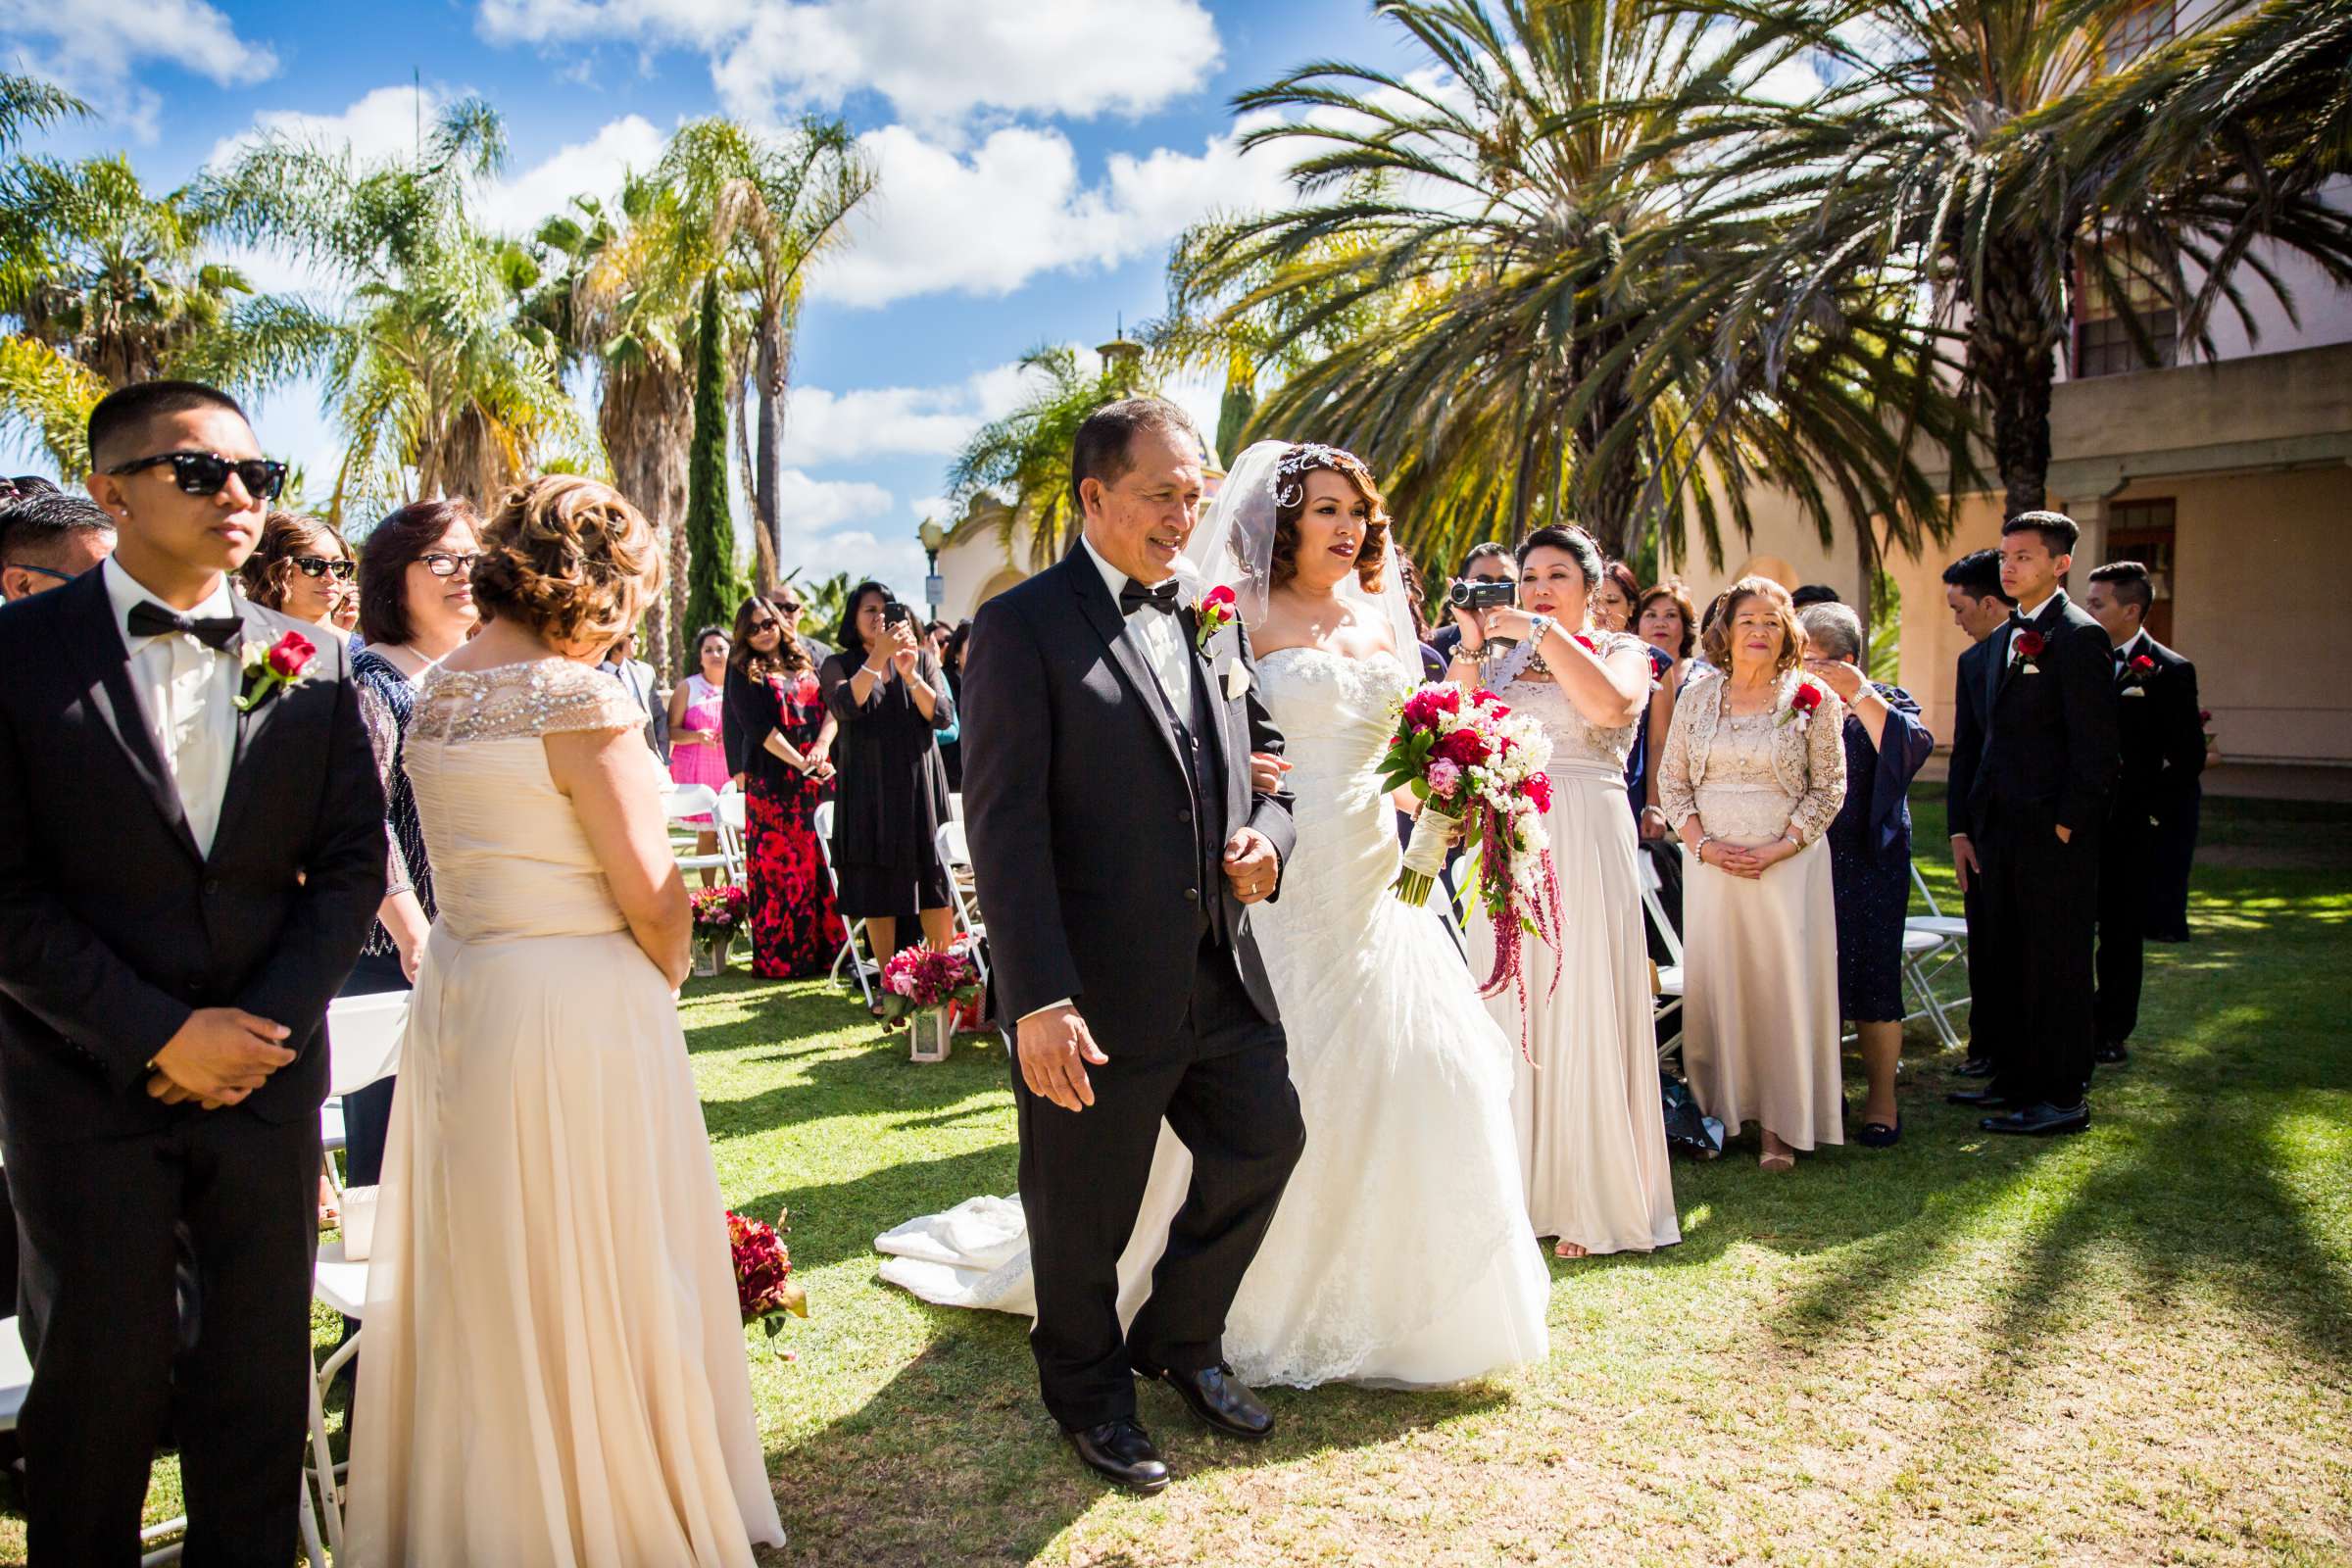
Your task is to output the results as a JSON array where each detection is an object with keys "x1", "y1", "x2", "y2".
[
  {"x1": 475, "y1": 0, "x2": 1220, "y2": 135},
  {"x1": 207, "y1": 83, "x2": 438, "y2": 171},
  {"x1": 0, "y1": 0, "x2": 278, "y2": 139},
  {"x1": 781, "y1": 360, "x2": 1034, "y2": 466},
  {"x1": 493, "y1": 114, "x2": 667, "y2": 231},
  {"x1": 817, "y1": 115, "x2": 1297, "y2": 308},
  {"x1": 771, "y1": 469, "x2": 893, "y2": 530}
]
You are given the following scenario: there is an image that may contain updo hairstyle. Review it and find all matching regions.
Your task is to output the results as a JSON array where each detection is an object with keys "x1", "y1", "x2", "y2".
[
  {"x1": 470, "y1": 474, "x2": 663, "y2": 650},
  {"x1": 1269, "y1": 446, "x2": 1391, "y2": 595}
]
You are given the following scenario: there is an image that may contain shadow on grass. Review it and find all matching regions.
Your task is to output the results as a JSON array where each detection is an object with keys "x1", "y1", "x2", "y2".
[
  {"x1": 1754, "y1": 885, "x2": 2352, "y2": 1382},
  {"x1": 770, "y1": 1323, "x2": 1510, "y2": 1568}
]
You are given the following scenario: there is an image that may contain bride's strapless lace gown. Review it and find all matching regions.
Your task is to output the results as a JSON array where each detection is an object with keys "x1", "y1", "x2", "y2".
[
  {"x1": 346, "y1": 659, "x2": 784, "y2": 1566},
  {"x1": 879, "y1": 648, "x2": 1549, "y2": 1389}
]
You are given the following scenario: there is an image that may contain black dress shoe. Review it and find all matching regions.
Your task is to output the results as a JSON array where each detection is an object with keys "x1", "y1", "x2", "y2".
[
  {"x1": 1981, "y1": 1101, "x2": 2089, "y2": 1137},
  {"x1": 1067, "y1": 1419, "x2": 1170, "y2": 1494},
  {"x1": 2094, "y1": 1042, "x2": 2130, "y2": 1066},
  {"x1": 1140, "y1": 1360, "x2": 1275, "y2": 1441},
  {"x1": 1956, "y1": 1055, "x2": 1995, "y2": 1079},
  {"x1": 1944, "y1": 1086, "x2": 2015, "y2": 1108},
  {"x1": 1857, "y1": 1114, "x2": 1901, "y2": 1149}
]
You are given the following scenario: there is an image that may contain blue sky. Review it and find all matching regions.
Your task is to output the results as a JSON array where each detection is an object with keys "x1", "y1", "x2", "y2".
[{"x1": 0, "y1": 0, "x2": 1421, "y2": 603}]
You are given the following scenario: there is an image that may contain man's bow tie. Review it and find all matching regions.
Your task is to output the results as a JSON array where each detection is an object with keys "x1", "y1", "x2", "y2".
[
  {"x1": 1119, "y1": 577, "x2": 1182, "y2": 616},
  {"x1": 126, "y1": 600, "x2": 243, "y2": 652},
  {"x1": 2111, "y1": 643, "x2": 2131, "y2": 664}
]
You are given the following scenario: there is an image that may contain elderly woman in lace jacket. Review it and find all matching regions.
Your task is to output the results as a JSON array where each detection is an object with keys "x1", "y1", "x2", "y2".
[
  {"x1": 1801, "y1": 601, "x2": 1935, "y2": 1149},
  {"x1": 1659, "y1": 577, "x2": 1848, "y2": 1170}
]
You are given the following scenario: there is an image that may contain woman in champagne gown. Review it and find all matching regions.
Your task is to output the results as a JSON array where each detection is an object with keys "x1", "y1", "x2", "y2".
[
  {"x1": 1452, "y1": 527, "x2": 1680, "y2": 1258},
  {"x1": 877, "y1": 443, "x2": 1548, "y2": 1389},
  {"x1": 348, "y1": 478, "x2": 782, "y2": 1566}
]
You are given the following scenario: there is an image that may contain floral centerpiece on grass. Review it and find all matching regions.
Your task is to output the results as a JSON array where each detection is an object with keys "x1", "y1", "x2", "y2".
[
  {"x1": 728, "y1": 1207, "x2": 807, "y2": 1351},
  {"x1": 877, "y1": 940, "x2": 985, "y2": 1021},
  {"x1": 1377, "y1": 681, "x2": 1564, "y2": 1052},
  {"x1": 689, "y1": 884, "x2": 749, "y2": 974}
]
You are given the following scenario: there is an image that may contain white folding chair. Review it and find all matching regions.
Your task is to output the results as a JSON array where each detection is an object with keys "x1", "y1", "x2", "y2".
[
  {"x1": 933, "y1": 819, "x2": 989, "y2": 987},
  {"x1": 303, "y1": 993, "x2": 408, "y2": 1562},
  {"x1": 812, "y1": 801, "x2": 879, "y2": 1006},
  {"x1": 948, "y1": 792, "x2": 964, "y2": 823},
  {"x1": 662, "y1": 783, "x2": 741, "y2": 884},
  {"x1": 319, "y1": 991, "x2": 407, "y2": 1210},
  {"x1": 1638, "y1": 853, "x2": 1685, "y2": 1059},
  {"x1": 716, "y1": 782, "x2": 748, "y2": 877}
]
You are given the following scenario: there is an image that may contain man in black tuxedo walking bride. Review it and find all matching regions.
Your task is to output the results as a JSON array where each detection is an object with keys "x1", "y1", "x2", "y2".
[{"x1": 959, "y1": 397, "x2": 1301, "y2": 1493}]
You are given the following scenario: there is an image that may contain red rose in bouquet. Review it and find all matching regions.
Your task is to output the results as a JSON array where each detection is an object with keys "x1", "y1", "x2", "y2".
[
  {"x1": 1435, "y1": 727, "x2": 1490, "y2": 768},
  {"x1": 1524, "y1": 772, "x2": 1553, "y2": 813},
  {"x1": 727, "y1": 1207, "x2": 808, "y2": 1344}
]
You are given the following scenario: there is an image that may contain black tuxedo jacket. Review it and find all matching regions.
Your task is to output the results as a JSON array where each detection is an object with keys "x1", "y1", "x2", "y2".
[
  {"x1": 2111, "y1": 636, "x2": 2204, "y2": 827},
  {"x1": 1946, "y1": 590, "x2": 2120, "y2": 842},
  {"x1": 0, "y1": 568, "x2": 386, "y2": 1146},
  {"x1": 960, "y1": 549, "x2": 1297, "y2": 1051}
]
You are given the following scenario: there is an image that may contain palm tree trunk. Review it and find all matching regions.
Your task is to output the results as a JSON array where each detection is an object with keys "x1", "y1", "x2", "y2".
[
  {"x1": 732, "y1": 381, "x2": 776, "y2": 592},
  {"x1": 754, "y1": 311, "x2": 786, "y2": 591},
  {"x1": 1970, "y1": 237, "x2": 2059, "y2": 520},
  {"x1": 601, "y1": 367, "x2": 694, "y2": 680}
]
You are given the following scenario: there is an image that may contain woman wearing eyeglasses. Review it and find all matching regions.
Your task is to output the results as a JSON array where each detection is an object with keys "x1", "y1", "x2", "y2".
[
  {"x1": 335, "y1": 499, "x2": 483, "y2": 1200},
  {"x1": 723, "y1": 594, "x2": 847, "y2": 979},
  {"x1": 236, "y1": 510, "x2": 357, "y2": 634}
]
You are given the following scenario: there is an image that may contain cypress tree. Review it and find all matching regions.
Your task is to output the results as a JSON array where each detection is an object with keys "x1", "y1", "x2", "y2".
[{"x1": 682, "y1": 273, "x2": 748, "y2": 641}]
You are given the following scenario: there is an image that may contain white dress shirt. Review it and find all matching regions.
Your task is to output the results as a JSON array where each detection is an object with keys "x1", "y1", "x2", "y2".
[
  {"x1": 1080, "y1": 534, "x2": 1192, "y2": 712},
  {"x1": 104, "y1": 556, "x2": 241, "y2": 857}
]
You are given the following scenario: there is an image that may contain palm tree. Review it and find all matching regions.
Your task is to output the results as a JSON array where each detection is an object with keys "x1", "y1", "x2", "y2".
[
  {"x1": 197, "y1": 99, "x2": 582, "y2": 522},
  {"x1": 682, "y1": 274, "x2": 749, "y2": 642},
  {"x1": 948, "y1": 342, "x2": 1152, "y2": 570},
  {"x1": 1713, "y1": 0, "x2": 2352, "y2": 519},
  {"x1": 1185, "y1": 0, "x2": 1973, "y2": 577},
  {"x1": 531, "y1": 173, "x2": 726, "y2": 672},
  {"x1": 660, "y1": 117, "x2": 876, "y2": 590},
  {"x1": 0, "y1": 153, "x2": 336, "y2": 473}
]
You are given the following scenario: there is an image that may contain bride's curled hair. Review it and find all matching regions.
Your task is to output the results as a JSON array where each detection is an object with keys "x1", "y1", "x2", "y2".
[
  {"x1": 472, "y1": 475, "x2": 664, "y2": 650},
  {"x1": 1268, "y1": 446, "x2": 1391, "y2": 595}
]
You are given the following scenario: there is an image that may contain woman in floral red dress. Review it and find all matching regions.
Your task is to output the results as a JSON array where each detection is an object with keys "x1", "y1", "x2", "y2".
[{"x1": 722, "y1": 593, "x2": 847, "y2": 978}]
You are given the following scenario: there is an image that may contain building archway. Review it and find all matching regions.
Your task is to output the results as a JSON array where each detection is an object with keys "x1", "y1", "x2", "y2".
[{"x1": 974, "y1": 567, "x2": 1027, "y2": 610}]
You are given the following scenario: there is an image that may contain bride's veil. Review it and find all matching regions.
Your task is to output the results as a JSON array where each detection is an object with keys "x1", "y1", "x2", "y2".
[{"x1": 1180, "y1": 438, "x2": 1418, "y2": 660}]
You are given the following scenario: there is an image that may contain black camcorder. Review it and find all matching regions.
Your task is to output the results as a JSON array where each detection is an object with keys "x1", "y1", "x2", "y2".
[{"x1": 1447, "y1": 578, "x2": 1516, "y2": 612}]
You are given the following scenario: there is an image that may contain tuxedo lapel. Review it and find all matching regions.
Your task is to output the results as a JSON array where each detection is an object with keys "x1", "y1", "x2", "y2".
[
  {"x1": 211, "y1": 599, "x2": 296, "y2": 863},
  {"x1": 56, "y1": 569, "x2": 202, "y2": 863},
  {"x1": 1066, "y1": 555, "x2": 1188, "y2": 780},
  {"x1": 1994, "y1": 593, "x2": 2067, "y2": 707}
]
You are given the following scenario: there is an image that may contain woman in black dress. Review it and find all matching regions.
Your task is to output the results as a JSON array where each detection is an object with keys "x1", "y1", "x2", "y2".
[
  {"x1": 723, "y1": 594, "x2": 846, "y2": 979},
  {"x1": 820, "y1": 581, "x2": 957, "y2": 975},
  {"x1": 1799, "y1": 601, "x2": 1935, "y2": 1148}
]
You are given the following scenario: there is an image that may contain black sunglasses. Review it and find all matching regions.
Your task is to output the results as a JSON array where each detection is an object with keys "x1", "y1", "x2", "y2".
[
  {"x1": 291, "y1": 555, "x2": 356, "y2": 581},
  {"x1": 747, "y1": 617, "x2": 780, "y2": 633},
  {"x1": 109, "y1": 451, "x2": 288, "y2": 502}
]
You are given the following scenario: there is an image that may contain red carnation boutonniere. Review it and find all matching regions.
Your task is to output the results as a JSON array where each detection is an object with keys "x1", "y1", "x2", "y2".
[
  {"x1": 2011, "y1": 628, "x2": 2046, "y2": 674},
  {"x1": 235, "y1": 630, "x2": 316, "y2": 713},
  {"x1": 1196, "y1": 584, "x2": 1238, "y2": 650},
  {"x1": 1777, "y1": 677, "x2": 1825, "y2": 730}
]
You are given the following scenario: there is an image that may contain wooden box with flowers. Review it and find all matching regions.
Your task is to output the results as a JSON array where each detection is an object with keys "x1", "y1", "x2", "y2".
[
  {"x1": 877, "y1": 941, "x2": 985, "y2": 1062},
  {"x1": 690, "y1": 884, "x2": 749, "y2": 977}
]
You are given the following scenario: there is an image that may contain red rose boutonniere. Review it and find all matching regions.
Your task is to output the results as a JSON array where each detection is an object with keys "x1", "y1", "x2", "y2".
[
  {"x1": 2131, "y1": 653, "x2": 2156, "y2": 674},
  {"x1": 2011, "y1": 628, "x2": 2046, "y2": 674},
  {"x1": 1196, "y1": 584, "x2": 1238, "y2": 650},
  {"x1": 1777, "y1": 677, "x2": 1825, "y2": 730},
  {"x1": 235, "y1": 630, "x2": 316, "y2": 712},
  {"x1": 2121, "y1": 650, "x2": 2158, "y2": 696}
]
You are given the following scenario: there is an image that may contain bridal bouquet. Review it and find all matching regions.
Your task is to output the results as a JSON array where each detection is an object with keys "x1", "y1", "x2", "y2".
[
  {"x1": 876, "y1": 940, "x2": 985, "y2": 1022},
  {"x1": 1378, "y1": 682, "x2": 1565, "y2": 1044},
  {"x1": 728, "y1": 1206, "x2": 807, "y2": 1349}
]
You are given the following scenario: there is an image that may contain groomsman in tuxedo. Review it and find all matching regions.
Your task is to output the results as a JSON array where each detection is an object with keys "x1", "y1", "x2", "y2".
[
  {"x1": 2082, "y1": 561, "x2": 2205, "y2": 1065},
  {"x1": 1940, "y1": 549, "x2": 2014, "y2": 1080},
  {"x1": 1944, "y1": 514, "x2": 2119, "y2": 1135},
  {"x1": 0, "y1": 381, "x2": 384, "y2": 1563}
]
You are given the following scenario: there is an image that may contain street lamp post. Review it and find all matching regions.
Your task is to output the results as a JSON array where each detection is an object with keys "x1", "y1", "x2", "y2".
[{"x1": 917, "y1": 517, "x2": 949, "y2": 622}]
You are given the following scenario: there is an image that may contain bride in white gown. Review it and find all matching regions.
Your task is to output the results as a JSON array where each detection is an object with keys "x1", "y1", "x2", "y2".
[{"x1": 880, "y1": 442, "x2": 1548, "y2": 1388}]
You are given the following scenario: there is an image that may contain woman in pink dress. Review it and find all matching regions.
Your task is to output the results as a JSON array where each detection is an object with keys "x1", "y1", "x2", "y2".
[{"x1": 666, "y1": 625, "x2": 732, "y2": 881}]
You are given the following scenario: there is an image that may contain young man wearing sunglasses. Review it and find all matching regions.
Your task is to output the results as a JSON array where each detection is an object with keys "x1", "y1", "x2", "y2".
[
  {"x1": 0, "y1": 491, "x2": 116, "y2": 603},
  {"x1": 0, "y1": 379, "x2": 385, "y2": 1563}
]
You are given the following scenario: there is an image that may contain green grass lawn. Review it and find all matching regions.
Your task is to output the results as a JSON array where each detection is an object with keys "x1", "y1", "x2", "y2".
[{"x1": 6, "y1": 792, "x2": 2348, "y2": 1564}]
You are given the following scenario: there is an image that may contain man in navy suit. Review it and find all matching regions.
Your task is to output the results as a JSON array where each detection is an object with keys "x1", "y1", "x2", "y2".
[
  {"x1": 1940, "y1": 549, "x2": 2013, "y2": 1079},
  {"x1": 2082, "y1": 561, "x2": 2205, "y2": 1066},
  {"x1": 1944, "y1": 514, "x2": 2120, "y2": 1136}
]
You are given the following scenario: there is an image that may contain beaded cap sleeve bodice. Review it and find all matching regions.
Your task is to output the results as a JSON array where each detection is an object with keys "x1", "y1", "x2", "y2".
[
  {"x1": 1494, "y1": 628, "x2": 1644, "y2": 771},
  {"x1": 405, "y1": 658, "x2": 658, "y2": 943}
]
